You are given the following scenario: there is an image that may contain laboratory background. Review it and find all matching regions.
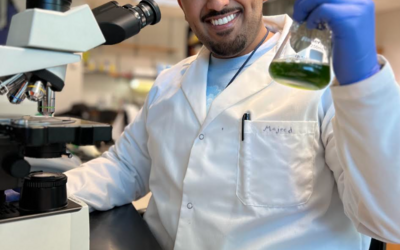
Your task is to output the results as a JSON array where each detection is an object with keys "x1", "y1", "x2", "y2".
[{"x1": 0, "y1": 0, "x2": 399, "y2": 249}]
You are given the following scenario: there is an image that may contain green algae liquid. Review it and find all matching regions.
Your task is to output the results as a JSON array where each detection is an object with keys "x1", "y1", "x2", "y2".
[{"x1": 269, "y1": 60, "x2": 331, "y2": 90}]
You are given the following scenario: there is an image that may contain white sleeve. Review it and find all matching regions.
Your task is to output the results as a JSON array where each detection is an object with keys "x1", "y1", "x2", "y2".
[
  {"x1": 322, "y1": 56, "x2": 400, "y2": 244},
  {"x1": 65, "y1": 92, "x2": 154, "y2": 211}
]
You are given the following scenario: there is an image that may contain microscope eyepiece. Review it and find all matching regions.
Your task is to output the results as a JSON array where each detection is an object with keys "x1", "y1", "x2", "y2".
[
  {"x1": 93, "y1": 0, "x2": 162, "y2": 45},
  {"x1": 136, "y1": 0, "x2": 162, "y2": 25},
  {"x1": 26, "y1": 0, "x2": 72, "y2": 12}
]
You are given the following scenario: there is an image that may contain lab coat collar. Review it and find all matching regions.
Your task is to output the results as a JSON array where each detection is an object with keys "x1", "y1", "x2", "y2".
[{"x1": 180, "y1": 15, "x2": 293, "y2": 127}]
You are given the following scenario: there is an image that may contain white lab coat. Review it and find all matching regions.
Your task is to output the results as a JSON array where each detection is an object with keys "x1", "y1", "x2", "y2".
[{"x1": 66, "y1": 15, "x2": 400, "y2": 250}]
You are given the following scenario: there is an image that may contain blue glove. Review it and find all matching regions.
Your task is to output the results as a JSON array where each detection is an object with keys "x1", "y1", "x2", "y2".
[
  {"x1": 5, "y1": 189, "x2": 20, "y2": 202},
  {"x1": 293, "y1": 0, "x2": 381, "y2": 85}
]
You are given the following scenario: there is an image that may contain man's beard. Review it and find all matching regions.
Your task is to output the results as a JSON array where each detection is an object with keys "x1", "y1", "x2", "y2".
[
  {"x1": 206, "y1": 33, "x2": 247, "y2": 57},
  {"x1": 195, "y1": 8, "x2": 263, "y2": 57}
]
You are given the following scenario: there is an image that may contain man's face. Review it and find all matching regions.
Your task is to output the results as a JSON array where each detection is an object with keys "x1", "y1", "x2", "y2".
[{"x1": 178, "y1": 0, "x2": 267, "y2": 58}]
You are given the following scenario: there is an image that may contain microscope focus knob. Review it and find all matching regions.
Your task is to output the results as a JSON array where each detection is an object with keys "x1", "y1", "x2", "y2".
[
  {"x1": 9, "y1": 159, "x2": 31, "y2": 178},
  {"x1": 19, "y1": 172, "x2": 68, "y2": 212}
]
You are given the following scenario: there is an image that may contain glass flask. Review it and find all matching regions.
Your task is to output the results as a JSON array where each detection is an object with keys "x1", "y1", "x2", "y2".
[{"x1": 269, "y1": 22, "x2": 332, "y2": 90}]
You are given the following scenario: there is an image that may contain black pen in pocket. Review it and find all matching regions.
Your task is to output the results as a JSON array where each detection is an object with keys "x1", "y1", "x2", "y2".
[{"x1": 242, "y1": 112, "x2": 251, "y2": 141}]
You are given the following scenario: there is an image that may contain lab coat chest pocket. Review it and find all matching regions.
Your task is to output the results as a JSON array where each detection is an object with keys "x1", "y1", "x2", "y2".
[{"x1": 237, "y1": 121, "x2": 317, "y2": 208}]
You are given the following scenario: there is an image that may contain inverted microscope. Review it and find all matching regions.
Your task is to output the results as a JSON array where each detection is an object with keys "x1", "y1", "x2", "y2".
[{"x1": 0, "y1": 0, "x2": 161, "y2": 249}]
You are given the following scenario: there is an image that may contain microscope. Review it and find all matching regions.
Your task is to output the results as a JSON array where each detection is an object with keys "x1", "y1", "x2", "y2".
[{"x1": 0, "y1": 0, "x2": 161, "y2": 249}]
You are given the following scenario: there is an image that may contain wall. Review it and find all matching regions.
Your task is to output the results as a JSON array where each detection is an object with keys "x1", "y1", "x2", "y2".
[
  {"x1": 375, "y1": 8, "x2": 400, "y2": 247},
  {"x1": 82, "y1": 73, "x2": 137, "y2": 110},
  {"x1": 376, "y1": 9, "x2": 400, "y2": 81}
]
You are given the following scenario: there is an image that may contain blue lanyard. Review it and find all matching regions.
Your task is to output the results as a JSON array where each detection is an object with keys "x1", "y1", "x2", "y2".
[{"x1": 225, "y1": 27, "x2": 270, "y2": 89}]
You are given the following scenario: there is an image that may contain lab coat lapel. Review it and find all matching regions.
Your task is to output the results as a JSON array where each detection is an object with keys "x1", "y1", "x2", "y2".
[
  {"x1": 180, "y1": 47, "x2": 209, "y2": 125},
  {"x1": 202, "y1": 14, "x2": 293, "y2": 129},
  {"x1": 203, "y1": 50, "x2": 275, "y2": 129}
]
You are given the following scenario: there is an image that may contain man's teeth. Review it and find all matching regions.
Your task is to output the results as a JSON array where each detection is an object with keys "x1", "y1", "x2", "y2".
[{"x1": 211, "y1": 14, "x2": 237, "y2": 26}]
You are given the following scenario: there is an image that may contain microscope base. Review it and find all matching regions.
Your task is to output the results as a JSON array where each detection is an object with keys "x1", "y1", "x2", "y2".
[{"x1": 0, "y1": 197, "x2": 89, "y2": 250}]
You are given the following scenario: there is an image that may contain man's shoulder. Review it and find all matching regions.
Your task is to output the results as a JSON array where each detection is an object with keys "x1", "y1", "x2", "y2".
[
  {"x1": 155, "y1": 55, "x2": 197, "y2": 84},
  {"x1": 146, "y1": 54, "x2": 198, "y2": 106}
]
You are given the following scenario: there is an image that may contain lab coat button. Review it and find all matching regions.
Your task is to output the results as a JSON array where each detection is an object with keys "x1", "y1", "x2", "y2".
[
  {"x1": 187, "y1": 203, "x2": 193, "y2": 209},
  {"x1": 199, "y1": 134, "x2": 205, "y2": 140}
]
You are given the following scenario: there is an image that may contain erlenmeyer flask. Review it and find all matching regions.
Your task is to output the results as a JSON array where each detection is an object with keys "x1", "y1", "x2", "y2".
[{"x1": 269, "y1": 22, "x2": 332, "y2": 90}]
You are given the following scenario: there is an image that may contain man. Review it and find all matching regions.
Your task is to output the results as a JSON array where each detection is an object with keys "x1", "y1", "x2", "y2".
[{"x1": 66, "y1": 0, "x2": 400, "y2": 249}]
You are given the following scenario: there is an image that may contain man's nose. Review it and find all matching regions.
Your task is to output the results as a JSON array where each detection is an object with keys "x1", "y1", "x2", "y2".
[{"x1": 206, "y1": 0, "x2": 230, "y2": 12}]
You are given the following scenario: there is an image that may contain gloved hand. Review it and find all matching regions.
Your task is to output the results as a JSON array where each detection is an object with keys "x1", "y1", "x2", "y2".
[
  {"x1": 293, "y1": 0, "x2": 381, "y2": 85},
  {"x1": 5, "y1": 189, "x2": 20, "y2": 202}
]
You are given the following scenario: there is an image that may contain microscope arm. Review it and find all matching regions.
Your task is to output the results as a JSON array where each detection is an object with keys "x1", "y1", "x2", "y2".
[{"x1": 0, "y1": 46, "x2": 81, "y2": 79}]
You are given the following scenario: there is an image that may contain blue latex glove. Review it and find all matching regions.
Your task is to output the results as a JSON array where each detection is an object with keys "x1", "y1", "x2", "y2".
[
  {"x1": 293, "y1": 0, "x2": 381, "y2": 85},
  {"x1": 5, "y1": 189, "x2": 20, "y2": 202}
]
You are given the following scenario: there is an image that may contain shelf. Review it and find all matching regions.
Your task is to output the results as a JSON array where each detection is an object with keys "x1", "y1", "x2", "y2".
[
  {"x1": 83, "y1": 70, "x2": 132, "y2": 79},
  {"x1": 114, "y1": 43, "x2": 178, "y2": 54}
]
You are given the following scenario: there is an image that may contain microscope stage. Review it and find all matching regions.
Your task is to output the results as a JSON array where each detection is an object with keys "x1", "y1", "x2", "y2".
[{"x1": 0, "y1": 116, "x2": 112, "y2": 146}]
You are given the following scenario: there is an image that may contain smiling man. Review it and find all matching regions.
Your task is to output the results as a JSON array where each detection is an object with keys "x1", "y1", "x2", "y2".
[
  {"x1": 66, "y1": 0, "x2": 400, "y2": 249},
  {"x1": 182, "y1": 0, "x2": 270, "y2": 58}
]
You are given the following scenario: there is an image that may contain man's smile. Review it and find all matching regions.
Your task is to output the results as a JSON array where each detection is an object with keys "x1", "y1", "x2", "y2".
[{"x1": 203, "y1": 10, "x2": 242, "y2": 33}]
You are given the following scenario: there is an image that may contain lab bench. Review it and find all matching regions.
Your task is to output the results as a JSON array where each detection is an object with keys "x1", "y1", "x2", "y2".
[{"x1": 90, "y1": 204, "x2": 162, "y2": 250}]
